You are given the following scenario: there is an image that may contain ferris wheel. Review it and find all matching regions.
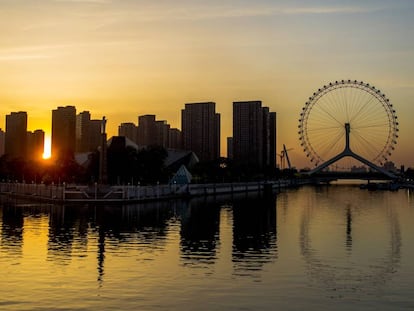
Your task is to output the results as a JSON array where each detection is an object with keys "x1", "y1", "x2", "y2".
[{"x1": 298, "y1": 80, "x2": 399, "y2": 169}]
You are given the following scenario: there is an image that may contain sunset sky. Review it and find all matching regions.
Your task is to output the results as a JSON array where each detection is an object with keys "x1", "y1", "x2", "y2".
[{"x1": 1, "y1": 0, "x2": 413, "y2": 167}]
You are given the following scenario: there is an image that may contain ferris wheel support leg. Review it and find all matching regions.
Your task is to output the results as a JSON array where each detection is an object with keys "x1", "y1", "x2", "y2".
[
  {"x1": 348, "y1": 152, "x2": 397, "y2": 179},
  {"x1": 307, "y1": 152, "x2": 347, "y2": 175},
  {"x1": 306, "y1": 150, "x2": 397, "y2": 179}
]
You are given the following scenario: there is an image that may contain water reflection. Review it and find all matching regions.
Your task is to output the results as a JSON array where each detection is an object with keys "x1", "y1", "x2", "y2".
[
  {"x1": 1, "y1": 187, "x2": 413, "y2": 310},
  {"x1": 300, "y1": 186, "x2": 401, "y2": 297},
  {"x1": 48, "y1": 206, "x2": 78, "y2": 265},
  {"x1": 0, "y1": 193, "x2": 280, "y2": 281},
  {"x1": 1, "y1": 204, "x2": 24, "y2": 255},
  {"x1": 0, "y1": 198, "x2": 179, "y2": 283},
  {"x1": 179, "y1": 197, "x2": 220, "y2": 267},
  {"x1": 232, "y1": 195, "x2": 277, "y2": 275},
  {"x1": 346, "y1": 205, "x2": 352, "y2": 251}
]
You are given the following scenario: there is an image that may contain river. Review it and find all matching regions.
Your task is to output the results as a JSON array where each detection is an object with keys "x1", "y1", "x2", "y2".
[{"x1": 1, "y1": 184, "x2": 413, "y2": 310}]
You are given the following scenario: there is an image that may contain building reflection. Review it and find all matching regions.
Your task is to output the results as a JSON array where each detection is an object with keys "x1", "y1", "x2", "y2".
[
  {"x1": 90, "y1": 201, "x2": 177, "y2": 283},
  {"x1": 1, "y1": 204, "x2": 24, "y2": 255},
  {"x1": 0, "y1": 192, "x2": 279, "y2": 282},
  {"x1": 232, "y1": 195, "x2": 277, "y2": 274},
  {"x1": 177, "y1": 192, "x2": 278, "y2": 274},
  {"x1": 179, "y1": 197, "x2": 221, "y2": 267},
  {"x1": 48, "y1": 205, "x2": 77, "y2": 265},
  {"x1": 45, "y1": 200, "x2": 177, "y2": 282}
]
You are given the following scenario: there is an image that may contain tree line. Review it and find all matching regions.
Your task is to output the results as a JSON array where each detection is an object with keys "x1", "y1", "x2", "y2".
[{"x1": 0, "y1": 143, "x2": 296, "y2": 185}]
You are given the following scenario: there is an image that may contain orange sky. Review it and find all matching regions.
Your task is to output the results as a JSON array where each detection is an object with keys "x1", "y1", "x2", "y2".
[{"x1": 1, "y1": 1, "x2": 413, "y2": 168}]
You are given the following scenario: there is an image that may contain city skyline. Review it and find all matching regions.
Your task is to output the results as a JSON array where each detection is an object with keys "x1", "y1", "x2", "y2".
[
  {"x1": 1, "y1": 1, "x2": 414, "y2": 168},
  {"x1": 0, "y1": 93, "x2": 407, "y2": 169}
]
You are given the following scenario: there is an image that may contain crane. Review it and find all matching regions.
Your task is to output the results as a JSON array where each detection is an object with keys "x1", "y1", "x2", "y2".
[{"x1": 278, "y1": 144, "x2": 293, "y2": 169}]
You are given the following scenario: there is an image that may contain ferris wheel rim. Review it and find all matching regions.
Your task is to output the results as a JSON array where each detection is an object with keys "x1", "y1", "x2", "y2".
[{"x1": 298, "y1": 80, "x2": 399, "y2": 167}]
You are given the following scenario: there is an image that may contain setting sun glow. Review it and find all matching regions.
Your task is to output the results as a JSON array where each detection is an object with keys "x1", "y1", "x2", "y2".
[{"x1": 42, "y1": 136, "x2": 51, "y2": 159}]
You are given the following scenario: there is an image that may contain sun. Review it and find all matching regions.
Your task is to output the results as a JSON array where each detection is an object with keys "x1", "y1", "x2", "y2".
[{"x1": 42, "y1": 135, "x2": 51, "y2": 159}]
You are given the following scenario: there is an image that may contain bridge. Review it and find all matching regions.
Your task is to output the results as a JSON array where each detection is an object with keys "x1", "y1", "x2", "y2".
[{"x1": 307, "y1": 171, "x2": 398, "y2": 185}]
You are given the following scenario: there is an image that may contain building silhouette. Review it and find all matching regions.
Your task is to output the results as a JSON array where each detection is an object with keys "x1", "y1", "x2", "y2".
[
  {"x1": 233, "y1": 101, "x2": 276, "y2": 170},
  {"x1": 76, "y1": 111, "x2": 90, "y2": 152},
  {"x1": 5, "y1": 111, "x2": 27, "y2": 159},
  {"x1": 76, "y1": 111, "x2": 102, "y2": 153},
  {"x1": 169, "y1": 128, "x2": 183, "y2": 150},
  {"x1": 227, "y1": 137, "x2": 233, "y2": 159},
  {"x1": 0, "y1": 128, "x2": 4, "y2": 157},
  {"x1": 118, "y1": 122, "x2": 138, "y2": 145},
  {"x1": 89, "y1": 119, "x2": 102, "y2": 152},
  {"x1": 269, "y1": 110, "x2": 277, "y2": 169},
  {"x1": 52, "y1": 106, "x2": 76, "y2": 159},
  {"x1": 155, "y1": 120, "x2": 170, "y2": 147},
  {"x1": 133, "y1": 115, "x2": 182, "y2": 149},
  {"x1": 27, "y1": 129, "x2": 45, "y2": 161},
  {"x1": 137, "y1": 115, "x2": 156, "y2": 146},
  {"x1": 182, "y1": 102, "x2": 220, "y2": 162}
]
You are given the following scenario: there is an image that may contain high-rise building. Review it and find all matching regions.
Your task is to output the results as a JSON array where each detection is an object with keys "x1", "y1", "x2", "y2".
[
  {"x1": 76, "y1": 111, "x2": 102, "y2": 153},
  {"x1": 118, "y1": 122, "x2": 138, "y2": 144},
  {"x1": 181, "y1": 102, "x2": 220, "y2": 161},
  {"x1": 137, "y1": 115, "x2": 156, "y2": 146},
  {"x1": 227, "y1": 137, "x2": 233, "y2": 159},
  {"x1": 27, "y1": 129, "x2": 45, "y2": 161},
  {"x1": 168, "y1": 128, "x2": 182, "y2": 150},
  {"x1": 89, "y1": 119, "x2": 102, "y2": 151},
  {"x1": 155, "y1": 120, "x2": 170, "y2": 147},
  {"x1": 136, "y1": 115, "x2": 175, "y2": 148},
  {"x1": 0, "y1": 128, "x2": 5, "y2": 157},
  {"x1": 76, "y1": 111, "x2": 90, "y2": 152},
  {"x1": 269, "y1": 112, "x2": 277, "y2": 169},
  {"x1": 5, "y1": 111, "x2": 27, "y2": 159},
  {"x1": 233, "y1": 101, "x2": 276, "y2": 169},
  {"x1": 52, "y1": 106, "x2": 76, "y2": 159}
]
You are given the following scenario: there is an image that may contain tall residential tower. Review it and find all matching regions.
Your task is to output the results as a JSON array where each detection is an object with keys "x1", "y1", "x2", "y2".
[
  {"x1": 76, "y1": 111, "x2": 102, "y2": 153},
  {"x1": 5, "y1": 111, "x2": 27, "y2": 159},
  {"x1": 232, "y1": 101, "x2": 276, "y2": 170},
  {"x1": 182, "y1": 102, "x2": 220, "y2": 162},
  {"x1": 52, "y1": 106, "x2": 76, "y2": 159}
]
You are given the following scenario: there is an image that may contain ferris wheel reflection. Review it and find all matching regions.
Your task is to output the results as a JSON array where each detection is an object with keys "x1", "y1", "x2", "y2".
[{"x1": 299, "y1": 187, "x2": 401, "y2": 298}]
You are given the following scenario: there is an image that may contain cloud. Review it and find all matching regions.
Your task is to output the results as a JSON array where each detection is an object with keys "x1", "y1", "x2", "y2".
[
  {"x1": 0, "y1": 41, "x2": 135, "y2": 62},
  {"x1": 101, "y1": 4, "x2": 383, "y2": 22},
  {"x1": 0, "y1": 54, "x2": 53, "y2": 61},
  {"x1": 0, "y1": 45, "x2": 63, "y2": 61},
  {"x1": 54, "y1": 0, "x2": 111, "y2": 3}
]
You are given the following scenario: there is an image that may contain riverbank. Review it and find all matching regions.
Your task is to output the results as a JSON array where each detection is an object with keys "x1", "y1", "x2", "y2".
[{"x1": 0, "y1": 179, "x2": 310, "y2": 204}]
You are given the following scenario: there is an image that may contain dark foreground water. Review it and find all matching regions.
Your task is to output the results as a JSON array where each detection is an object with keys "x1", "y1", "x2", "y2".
[{"x1": 1, "y1": 184, "x2": 414, "y2": 310}]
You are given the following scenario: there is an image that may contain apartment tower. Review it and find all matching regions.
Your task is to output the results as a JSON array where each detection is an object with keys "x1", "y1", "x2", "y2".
[
  {"x1": 181, "y1": 102, "x2": 220, "y2": 162},
  {"x1": 233, "y1": 101, "x2": 276, "y2": 170},
  {"x1": 5, "y1": 111, "x2": 27, "y2": 159},
  {"x1": 52, "y1": 106, "x2": 76, "y2": 159}
]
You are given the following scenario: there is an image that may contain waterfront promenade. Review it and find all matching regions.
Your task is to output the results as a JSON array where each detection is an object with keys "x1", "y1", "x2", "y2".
[{"x1": 0, "y1": 180, "x2": 307, "y2": 203}]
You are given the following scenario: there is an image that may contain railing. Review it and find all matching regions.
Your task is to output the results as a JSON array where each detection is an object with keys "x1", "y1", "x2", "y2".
[
  {"x1": 0, "y1": 182, "x2": 65, "y2": 200},
  {"x1": 0, "y1": 179, "x2": 309, "y2": 202}
]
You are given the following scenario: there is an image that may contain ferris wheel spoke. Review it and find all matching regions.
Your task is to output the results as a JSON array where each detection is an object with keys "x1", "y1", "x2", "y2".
[
  {"x1": 352, "y1": 123, "x2": 390, "y2": 130},
  {"x1": 312, "y1": 105, "x2": 343, "y2": 127},
  {"x1": 353, "y1": 107, "x2": 387, "y2": 125},
  {"x1": 306, "y1": 125, "x2": 343, "y2": 132},
  {"x1": 313, "y1": 131, "x2": 345, "y2": 159},
  {"x1": 353, "y1": 130, "x2": 384, "y2": 161},
  {"x1": 355, "y1": 89, "x2": 379, "y2": 117},
  {"x1": 352, "y1": 135, "x2": 381, "y2": 158},
  {"x1": 349, "y1": 96, "x2": 376, "y2": 124}
]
